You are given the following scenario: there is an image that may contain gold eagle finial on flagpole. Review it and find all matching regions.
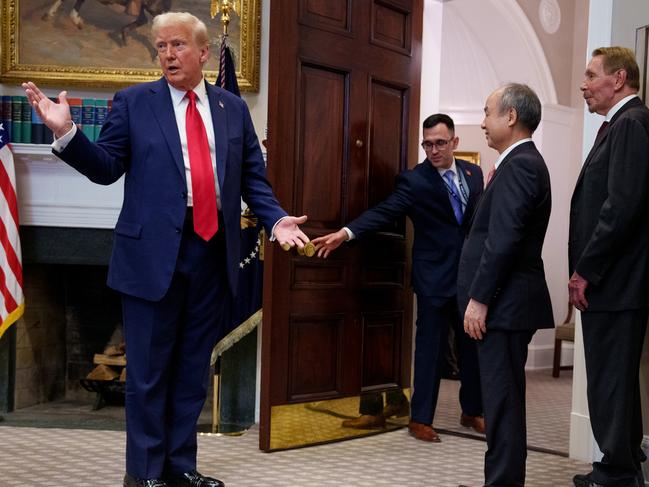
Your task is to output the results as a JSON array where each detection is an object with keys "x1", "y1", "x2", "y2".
[{"x1": 211, "y1": 0, "x2": 239, "y2": 37}]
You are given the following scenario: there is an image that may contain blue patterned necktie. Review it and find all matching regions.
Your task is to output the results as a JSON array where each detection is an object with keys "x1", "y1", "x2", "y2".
[{"x1": 443, "y1": 170, "x2": 464, "y2": 224}]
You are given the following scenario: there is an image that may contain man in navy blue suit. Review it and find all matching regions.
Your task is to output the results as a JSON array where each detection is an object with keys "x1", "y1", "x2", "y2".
[
  {"x1": 23, "y1": 11, "x2": 307, "y2": 487},
  {"x1": 313, "y1": 114, "x2": 484, "y2": 442}
]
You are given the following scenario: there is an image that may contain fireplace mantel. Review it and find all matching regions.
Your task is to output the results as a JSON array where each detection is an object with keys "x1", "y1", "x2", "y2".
[{"x1": 13, "y1": 143, "x2": 123, "y2": 229}]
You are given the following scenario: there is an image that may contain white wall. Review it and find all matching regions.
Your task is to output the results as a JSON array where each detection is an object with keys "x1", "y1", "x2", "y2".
[
  {"x1": 436, "y1": 0, "x2": 584, "y2": 369},
  {"x1": 611, "y1": 0, "x2": 649, "y2": 49}
]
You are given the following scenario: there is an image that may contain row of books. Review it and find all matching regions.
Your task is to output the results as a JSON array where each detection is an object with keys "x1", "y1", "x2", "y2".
[{"x1": 0, "y1": 96, "x2": 113, "y2": 145}]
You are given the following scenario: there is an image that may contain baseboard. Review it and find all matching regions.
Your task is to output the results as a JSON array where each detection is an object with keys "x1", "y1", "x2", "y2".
[
  {"x1": 525, "y1": 343, "x2": 574, "y2": 370},
  {"x1": 568, "y1": 418, "x2": 648, "y2": 483},
  {"x1": 569, "y1": 411, "x2": 600, "y2": 462}
]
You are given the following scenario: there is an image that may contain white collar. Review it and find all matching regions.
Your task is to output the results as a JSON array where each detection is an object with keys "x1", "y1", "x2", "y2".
[
  {"x1": 494, "y1": 138, "x2": 532, "y2": 169},
  {"x1": 167, "y1": 78, "x2": 208, "y2": 107},
  {"x1": 437, "y1": 158, "x2": 458, "y2": 177},
  {"x1": 605, "y1": 94, "x2": 638, "y2": 122}
]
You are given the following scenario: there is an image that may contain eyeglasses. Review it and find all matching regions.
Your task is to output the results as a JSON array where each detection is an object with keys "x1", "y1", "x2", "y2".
[{"x1": 421, "y1": 139, "x2": 453, "y2": 151}]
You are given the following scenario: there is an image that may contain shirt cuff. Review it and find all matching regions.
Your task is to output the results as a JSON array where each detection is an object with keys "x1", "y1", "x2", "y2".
[
  {"x1": 51, "y1": 123, "x2": 77, "y2": 152},
  {"x1": 343, "y1": 227, "x2": 354, "y2": 240},
  {"x1": 269, "y1": 216, "x2": 288, "y2": 242}
]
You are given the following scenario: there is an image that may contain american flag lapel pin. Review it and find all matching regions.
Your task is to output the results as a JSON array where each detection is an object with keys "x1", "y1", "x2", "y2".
[{"x1": 466, "y1": 169, "x2": 472, "y2": 176}]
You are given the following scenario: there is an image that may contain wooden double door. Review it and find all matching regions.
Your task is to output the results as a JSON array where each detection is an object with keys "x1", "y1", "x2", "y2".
[{"x1": 261, "y1": 0, "x2": 423, "y2": 450}]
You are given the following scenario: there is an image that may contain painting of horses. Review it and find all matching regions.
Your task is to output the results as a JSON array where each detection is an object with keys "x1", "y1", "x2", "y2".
[{"x1": 0, "y1": 0, "x2": 260, "y2": 91}]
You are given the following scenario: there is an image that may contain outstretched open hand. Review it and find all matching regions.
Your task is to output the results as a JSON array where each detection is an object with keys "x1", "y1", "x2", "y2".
[
  {"x1": 311, "y1": 229, "x2": 348, "y2": 258},
  {"x1": 22, "y1": 82, "x2": 73, "y2": 138},
  {"x1": 273, "y1": 215, "x2": 309, "y2": 249}
]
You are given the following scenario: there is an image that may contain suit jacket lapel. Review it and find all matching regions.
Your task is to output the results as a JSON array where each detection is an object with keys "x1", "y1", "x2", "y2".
[
  {"x1": 465, "y1": 141, "x2": 533, "y2": 230},
  {"x1": 487, "y1": 141, "x2": 534, "y2": 190},
  {"x1": 575, "y1": 97, "x2": 644, "y2": 188},
  {"x1": 206, "y1": 82, "x2": 228, "y2": 192},
  {"x1": 148, "y1": 78, "x2": 185, "y2": 181}
]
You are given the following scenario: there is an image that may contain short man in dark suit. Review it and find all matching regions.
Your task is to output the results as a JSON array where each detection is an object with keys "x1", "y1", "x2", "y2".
[
  {"x1": 23, "y1": 12, "x2": 308, "y2": 487},
  {"x1": 569, "y1": 47, "x2": 649, "y2": 487},
  {"x1": 313, "y1": 114, "x2": 485, "y2": 442},
  {"x1": 458, "y1": 83, "x2": 553, "y2": 487}
]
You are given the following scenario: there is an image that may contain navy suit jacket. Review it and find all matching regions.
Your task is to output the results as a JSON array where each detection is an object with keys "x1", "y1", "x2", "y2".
[
  {"x1": 347, "y1": 158, "x2": 483, "y2": 297},
  {"x1": 457, "y1": 141, "x2": 553, "y2": 331},
  {"x1": 569, "y1": 97, "x2": 649, "y2": 311},
  {"x1": 55, "y1": 78, "x2": 287, "y2": 301}
]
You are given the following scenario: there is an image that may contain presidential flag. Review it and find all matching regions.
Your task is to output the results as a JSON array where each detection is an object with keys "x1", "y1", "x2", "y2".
[
  {"x1": 211, "y1": 33, "x2": 260, "y2": 432},
  {"x1": 0, "y1": 122, "x2": 24, "y2": 340},
  {"x1": 213, "y1": 34, "x2": 262, "y2": 345}
]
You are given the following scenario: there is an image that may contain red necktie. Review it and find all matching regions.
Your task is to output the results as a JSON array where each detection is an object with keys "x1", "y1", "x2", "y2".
[
  {"x1": 596, "y1": 121, "x2": 609, "y2": 138},
  {"x1": 485, "y1": 167, "x2": 496, "y2": 187},
  {"x1": 185, "y1": 91, "x2": 218, "y2": 241}
]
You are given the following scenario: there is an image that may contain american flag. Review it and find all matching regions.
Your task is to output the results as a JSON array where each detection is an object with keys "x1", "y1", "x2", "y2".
[
  {"x1": 0, "y1": 122, "x2": 24, "y2": 339},
  {"x1": 215, "y1": 36, "x2": 241, "y2": 97}
]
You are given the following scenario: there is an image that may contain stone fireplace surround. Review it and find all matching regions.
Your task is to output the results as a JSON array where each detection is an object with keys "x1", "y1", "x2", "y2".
[{"x1": 7, "y1": 143, "x2": 123, "y2": 410}]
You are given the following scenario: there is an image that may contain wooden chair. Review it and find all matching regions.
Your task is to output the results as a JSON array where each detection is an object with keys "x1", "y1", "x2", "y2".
[{"x1": 552, "y1": 306, "x2": 575, "y2": 378}]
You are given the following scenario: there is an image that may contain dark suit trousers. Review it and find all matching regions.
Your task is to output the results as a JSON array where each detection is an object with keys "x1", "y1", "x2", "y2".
[
  {"x1": 122, "y1": 214, "x2": 230, "y2": 479},
  {"x1": 477, "y1": 329, "x2": 534, "y2": 487},
  {"x1": 582, "y1": 308, "x2": 648, "y2": 487},
  {"x1": 410, "y1": 295, "x2": 482, "y2": 425}
]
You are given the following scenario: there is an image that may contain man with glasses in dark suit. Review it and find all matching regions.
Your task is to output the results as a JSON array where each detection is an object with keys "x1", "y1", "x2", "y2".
[{"x1": 313, "y1": 114, "x2": 485, "y2": 443}]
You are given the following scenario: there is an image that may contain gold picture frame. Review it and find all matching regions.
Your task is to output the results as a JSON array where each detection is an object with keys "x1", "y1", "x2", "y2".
[
  {"x1": 0, "y1": 0, "x2": 260, "y2": 91},
  {"x1": 454, "y1": 151, "x2": 481, "y2": 166}
]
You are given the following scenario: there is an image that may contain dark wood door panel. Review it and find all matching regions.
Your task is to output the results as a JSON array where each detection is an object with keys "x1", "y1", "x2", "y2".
[
  {"x1": 288, "y1": 315, "x2": 344, "y2": 400},
  {"x1": 361, "y1": 311, "x2": 403, "y2": 389},
  {"x1": 298, "y1": 32, "x2": 415, "y2": 75},
  {"x1": 296, "y1": 63, "x2": 349, "y2": 227},
  {"x1": 262, "y1": 0, "x2": 422, "y2": 450},
  {"x1": 368, "y1": 80, "x2": 409, "y2": 211},
  {"x1": 371, "y1": 0, "x2": 413, "y2": 54},
  {"x1": 298, "y1": 0, "x2": 353, "y2": 36},
  {"x1": 291, "y1": 259, "x2": 347, "y2": 290}
]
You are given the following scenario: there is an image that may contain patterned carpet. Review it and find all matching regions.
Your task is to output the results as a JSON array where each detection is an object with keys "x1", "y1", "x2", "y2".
[
  {"x1": 436, "y1": 369, "x2": 573, "y2": 455},
  {"x1": 0, "y1": 370, "x2": 584, "y2": 486},
  {"x1": 0, "y1": 424, "x2": 586, "y2": 487}
]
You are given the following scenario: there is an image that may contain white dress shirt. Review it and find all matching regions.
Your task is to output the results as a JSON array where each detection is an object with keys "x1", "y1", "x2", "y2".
[{"x1": 52, "y1": 78, "x2": 222, "y2": 209}]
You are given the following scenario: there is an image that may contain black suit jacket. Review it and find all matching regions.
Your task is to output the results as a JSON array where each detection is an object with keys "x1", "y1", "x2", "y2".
[
  {"x1": 457, "y1": 141, "x2": 553, "y2": 331},
  {"x1": 569, "y1": 96, "x2": 649, "y2": 311},
  {"x1": 347, "y1": 158, "x2": 483, "y2": 297}
]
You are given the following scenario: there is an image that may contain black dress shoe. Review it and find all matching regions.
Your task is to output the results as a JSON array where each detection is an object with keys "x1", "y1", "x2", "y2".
[
  {"x1": 573, "y1": 473, "x2": 602, "y2": 487},
  {"x1": 164, "y1": 470, "x2": 225, "y2": 487},
  {"x1": 123, "y1": 473, "x2": 168, "y2": 487}
]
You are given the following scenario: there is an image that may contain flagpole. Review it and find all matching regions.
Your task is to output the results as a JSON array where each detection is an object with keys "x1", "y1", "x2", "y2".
[{"x1": 211, "y1": 0, "x2": 236, "y2": 37}]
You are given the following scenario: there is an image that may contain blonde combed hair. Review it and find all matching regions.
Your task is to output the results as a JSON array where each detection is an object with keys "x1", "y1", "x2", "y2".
[
  {"x1": 592, "y1": 46, "x2": 640, "y2": 90},
  {"x1": 152, "y1": 11, "x2": 209, "y2": 47}
]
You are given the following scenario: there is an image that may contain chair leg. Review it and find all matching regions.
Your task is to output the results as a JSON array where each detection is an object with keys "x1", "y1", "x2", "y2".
[{"x1": 552, "y1": 338, "x2": 562, "y2": 378}]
